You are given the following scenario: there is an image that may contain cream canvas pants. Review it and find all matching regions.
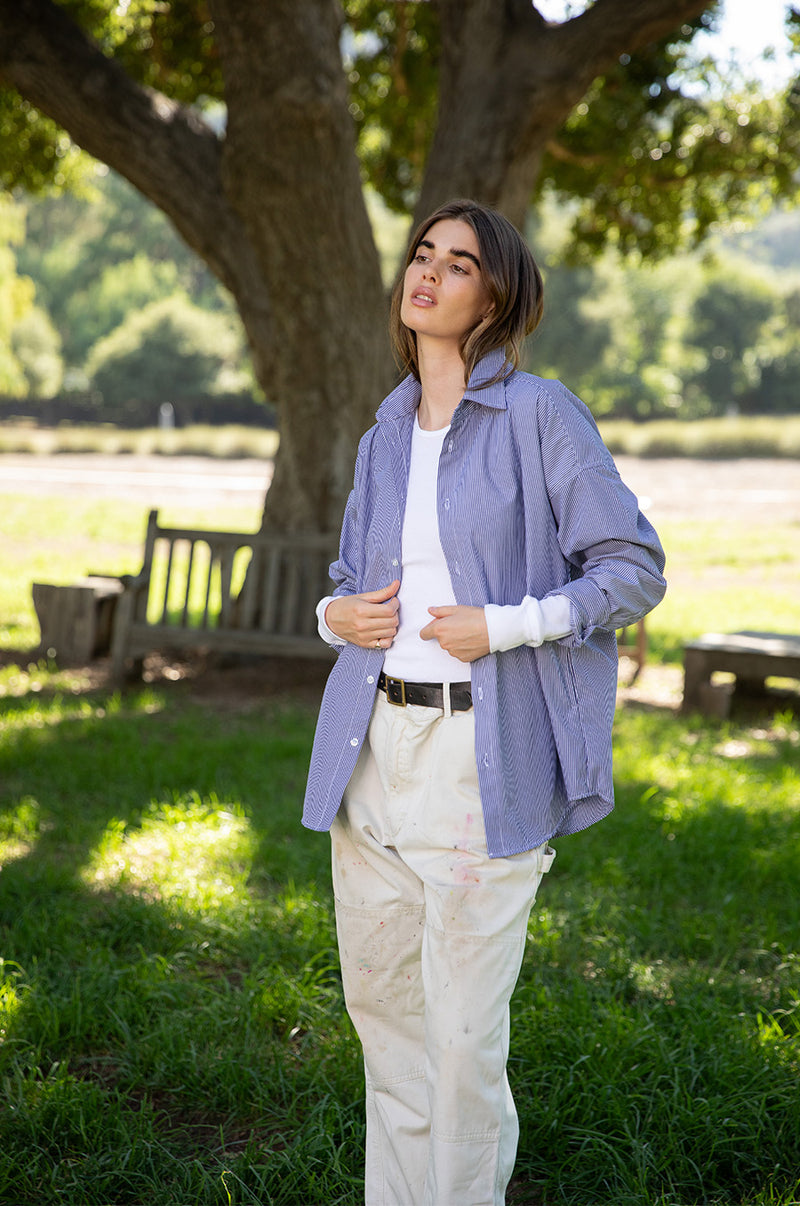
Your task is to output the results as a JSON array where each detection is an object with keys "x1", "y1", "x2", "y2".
[{"x1": 331, "y1": 690, "x2": 555, "y2": 1206}]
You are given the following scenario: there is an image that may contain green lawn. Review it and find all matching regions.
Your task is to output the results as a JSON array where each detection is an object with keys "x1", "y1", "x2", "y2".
[{"x1": 1, "y1": 488, "x2": 799, "y2": 1205}]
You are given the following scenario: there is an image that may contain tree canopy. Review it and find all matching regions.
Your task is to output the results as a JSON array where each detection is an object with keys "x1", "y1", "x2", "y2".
[{"x1": 1, "y1": 0, "x2": 798, "y2": 529}]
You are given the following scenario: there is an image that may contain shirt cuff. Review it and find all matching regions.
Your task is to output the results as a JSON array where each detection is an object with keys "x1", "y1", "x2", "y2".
[
  {"x1": 484, "y1": 595, "x2": 573, "y2": 653},
  {"x1": 316, "y1": 595, "x2": 347, "y2": 646}
]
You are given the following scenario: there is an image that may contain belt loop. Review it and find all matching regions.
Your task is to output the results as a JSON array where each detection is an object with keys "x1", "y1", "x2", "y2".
[{"x1": 442, "y1": 681, "x2": 452, "y2": 719}]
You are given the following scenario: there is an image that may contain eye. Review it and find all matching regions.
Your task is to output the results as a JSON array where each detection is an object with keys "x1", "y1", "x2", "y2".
[
  {"x1": 414, "y1": 251, "x2": 429, "y2": 263},
  {"x1": 451, "y1": 262, "x2": 467, "y2": 274}
]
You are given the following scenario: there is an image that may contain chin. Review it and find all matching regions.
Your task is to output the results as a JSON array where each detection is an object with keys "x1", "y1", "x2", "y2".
[{"x1": 400, "y1": 308, "x2": 425, "y2": 335}]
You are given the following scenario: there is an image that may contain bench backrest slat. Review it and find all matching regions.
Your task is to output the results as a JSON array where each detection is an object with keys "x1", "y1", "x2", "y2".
[
  {"x1": 126, "y1": 511, "x2": 336, "y2": 642},
  {"x1": 180, "y1": 541, "x2": 197, "y2": 626}
]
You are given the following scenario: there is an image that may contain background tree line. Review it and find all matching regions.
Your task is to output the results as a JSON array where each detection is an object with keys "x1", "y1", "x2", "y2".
[
  {"x1": 2, "y1": 162, "x2": 799, "y2": 425},
  {"x1": 1, "y1": 1, "x2": 799, "y2": 531}
]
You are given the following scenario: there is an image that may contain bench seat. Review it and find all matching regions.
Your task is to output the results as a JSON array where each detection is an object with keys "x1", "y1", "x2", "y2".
[
  {"x1": 110, "y1": 509, "x2": 338, "y2": 681},
  {"x1": 681, "y1": 631, "x2": 800, "y2": 715}
]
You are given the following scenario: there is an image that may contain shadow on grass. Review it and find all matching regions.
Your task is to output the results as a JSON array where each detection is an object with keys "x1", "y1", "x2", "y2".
[
  {"x1": 0, "y1": 659, "x2": 366, "y2": 1205},
  {"x1": 1, "y1": 659, "x2": 799, "y2": 1204}
]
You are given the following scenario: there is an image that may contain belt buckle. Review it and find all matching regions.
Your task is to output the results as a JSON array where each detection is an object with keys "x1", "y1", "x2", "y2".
[{"x1": 384, "y1": 675, "x2": 407, "y2": 707}]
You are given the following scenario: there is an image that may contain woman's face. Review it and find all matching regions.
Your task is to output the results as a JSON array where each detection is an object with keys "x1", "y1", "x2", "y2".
[{"x1": 400, "y1": 218, "x2": 493, "y2": 346}]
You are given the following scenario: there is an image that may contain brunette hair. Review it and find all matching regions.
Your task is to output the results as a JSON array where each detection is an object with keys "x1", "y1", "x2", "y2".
[{"x1": 389, "y1": 198, "x2": 544, "y2": 385}]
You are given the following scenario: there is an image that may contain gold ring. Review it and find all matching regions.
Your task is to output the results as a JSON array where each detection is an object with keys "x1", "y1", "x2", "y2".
[{"x1": 375, "y1": 639, "x2": 381, "y2": 649}]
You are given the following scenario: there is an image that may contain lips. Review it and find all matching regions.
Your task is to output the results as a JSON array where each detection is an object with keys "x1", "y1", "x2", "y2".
[{"x1": 411, "y1": 288, "x2": 436, "y2": 306}]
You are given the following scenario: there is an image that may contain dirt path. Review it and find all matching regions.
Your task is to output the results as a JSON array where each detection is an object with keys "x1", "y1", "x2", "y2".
[
  {"x1": 1, "y1": 452, "x2": 798, "y2": 524},
  {"x1": 612, "y1": 456, "x2": 800, "y2": 524},
  {"x1": 2, "y1": 452, "x2": 797, "y2": 711},
  {"x1": 0, "y1": 452, "x2": 273, "y2": 509}
]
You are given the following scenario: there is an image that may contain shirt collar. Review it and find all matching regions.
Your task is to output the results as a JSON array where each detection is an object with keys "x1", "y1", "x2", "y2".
[{"x1": 376, "y1": 349, "x2": 511, "y2": 423}]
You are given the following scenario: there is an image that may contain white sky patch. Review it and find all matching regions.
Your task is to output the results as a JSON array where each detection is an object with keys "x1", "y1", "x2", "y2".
[{"x1": 534, "y1": 0, "x2": 796, "y2": 89}]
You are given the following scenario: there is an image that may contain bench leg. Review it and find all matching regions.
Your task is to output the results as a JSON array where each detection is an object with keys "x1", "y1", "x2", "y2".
[
  {"x1": 681, "y1": 649, "x2": 712, "y2": 715},
  {"x1": 110, "y1": 593, "x2": 141, "y2": 684}
]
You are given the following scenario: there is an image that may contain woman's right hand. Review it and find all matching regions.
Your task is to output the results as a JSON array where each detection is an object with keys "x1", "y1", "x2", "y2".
[{"x1": 324, "y1": 580, "x2": 401, "y2": 649}]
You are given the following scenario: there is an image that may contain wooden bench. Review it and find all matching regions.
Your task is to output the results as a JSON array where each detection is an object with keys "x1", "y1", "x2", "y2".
[
  {"x1": 616, "y1": 619, "x2": 647, "y2": 683},
  {"x1": 110, "y1": 509, "x2": 338, "y2": 681},
  {"x1": 681, "y1": 631, "x2": 800, "y2": 716}
]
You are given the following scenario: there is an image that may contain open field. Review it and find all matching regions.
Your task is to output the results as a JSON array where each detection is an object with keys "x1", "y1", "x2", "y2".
[
  {"x1": 0, "y1": 459, "x2": 799, "y2": 1205},
  {"x1": 2, "y1": 453, "x2": 798, "y2": 670},
  {"x1": 1, "y1": 413, "x2": 800, "y2": 459}
]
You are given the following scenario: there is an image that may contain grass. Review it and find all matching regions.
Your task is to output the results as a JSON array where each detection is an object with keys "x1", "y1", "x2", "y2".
[
  {"x1": 1, "y1": 486, "x2": 799, "y2": 1205},
  {"x1": 646, "y1": 515, "x2": 800, "y2": 667},
  {"x1": 0, "y1": 422, "x2": 279, "y2": 460},
  {"x1": 0, "y1": 414, "x2": 799, "y2": 460},
  {"x1": 0, "y1": 496, "x2": 262, "y2": 651},
  {"x1": 598, "y1": 414, "x2": 800, "y2": 460}
]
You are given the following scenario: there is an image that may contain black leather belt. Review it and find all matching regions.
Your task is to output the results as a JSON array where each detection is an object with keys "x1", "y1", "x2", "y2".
[{"x1": 378, "y1": 671, "x2": 472, "y2": 711}]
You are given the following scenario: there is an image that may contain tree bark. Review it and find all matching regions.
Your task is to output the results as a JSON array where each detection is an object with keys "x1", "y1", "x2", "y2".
[
  {"x1": 0, "y1": 0, "x2": 390, "y2": 533},
  {"x1": 0, "y1": 0, "x2": 713, "y2": 532},
  {"x1": 209, "y1": 0, "x2": 391, "y2": 531},
  {"x1": 418, "y1": 0, "x2": 711, "y2": 228}
]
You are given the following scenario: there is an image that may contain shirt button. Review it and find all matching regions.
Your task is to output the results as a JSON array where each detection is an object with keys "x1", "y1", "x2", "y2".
[
  {"x1": 444, "y1": 498, "x2": 450, "y2": 510},
  {"x1": 448, "y1": 440, "x2": 454, "y2": 452},
  {"x1": 350, "y1": 737, "x2": 359, "y2": 747},
  {"x1": 391, "y1": 558, "x2": 399, "y2": 567},
  {"x1": 454, "y1": 564, "x2": 460, "y2": 575},
  {"x1": 477, "y1": 686, "x2": 484, "y2": 701},
  {"x1": 367, "y1": 675, "x2": 375, "y2": 684}
]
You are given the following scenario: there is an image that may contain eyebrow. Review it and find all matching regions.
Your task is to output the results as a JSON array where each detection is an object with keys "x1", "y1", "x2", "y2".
[{"x1": 418, "y1": 238, "x2": 481, "y2": 270}]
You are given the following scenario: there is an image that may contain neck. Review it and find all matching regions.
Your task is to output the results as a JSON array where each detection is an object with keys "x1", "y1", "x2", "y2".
[{"x1": 416, "y1": 337, "x2": 467, "y2": 430}]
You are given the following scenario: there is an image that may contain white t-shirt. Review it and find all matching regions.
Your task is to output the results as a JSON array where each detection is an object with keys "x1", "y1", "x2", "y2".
[
  {"x1": 382, "y1": 418, "x2": 465, "y2": 681},
  {"x1": 317, "y1": 412, "x2": 573, "y2": 671}
]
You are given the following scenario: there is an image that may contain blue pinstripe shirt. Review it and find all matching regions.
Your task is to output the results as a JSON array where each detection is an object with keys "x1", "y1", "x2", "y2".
[{"x1": 302, "y1": 351, "x2": 666, "y2": 857}]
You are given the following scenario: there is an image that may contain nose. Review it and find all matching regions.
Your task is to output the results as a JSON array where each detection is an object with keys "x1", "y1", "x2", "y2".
[{"x1": 422, "y1": 261, "x2": 440, "y2": 282}]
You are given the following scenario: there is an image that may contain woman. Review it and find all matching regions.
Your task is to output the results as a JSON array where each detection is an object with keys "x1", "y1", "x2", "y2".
[{"x1": 303, "y1": 199, "x2": 666, "y2": 1205}]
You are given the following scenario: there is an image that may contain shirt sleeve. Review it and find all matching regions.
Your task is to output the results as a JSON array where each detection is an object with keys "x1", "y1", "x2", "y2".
[
  {"x1": 316, "y1": 595, "x2": 347, "y2": 647},
  {"x1": 534, "y1": 383, "x2": 666, "y2": 642},
  {"x1": 484, "y1": 594, "x2": 574, "y2": 654}
]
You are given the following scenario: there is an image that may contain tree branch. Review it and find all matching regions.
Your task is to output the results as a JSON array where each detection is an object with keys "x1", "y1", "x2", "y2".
[
  {"x1": 418, "y1": 0, "x2": 712, "y2": 225},
  {"x1": 0, "y1": 0, "x2": 251, "y2": 292},
  {"x1": 545, "y1": 0, "x2": 713, "y2": 69}
]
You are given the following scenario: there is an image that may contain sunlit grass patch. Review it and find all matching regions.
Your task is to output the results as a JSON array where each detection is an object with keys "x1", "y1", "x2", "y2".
[
  {"x1": 0, "y1": 658, "x2": 99, "y2": 698},
  {"x1": 0, "y1": 682, "x2": 162, "y2": 734},
  {"x1": 0, "y1": 960, "x2": 25, "y2": 1044},
  {"x1": 82, "y1": 793, "x2": 255, "y2": 911},
  {"x1": 0, "y1": 492, "x2": 264, "y2": 650},
  {"x1": 0, "y1": 486, "x2": 798, "y2": 1203}
]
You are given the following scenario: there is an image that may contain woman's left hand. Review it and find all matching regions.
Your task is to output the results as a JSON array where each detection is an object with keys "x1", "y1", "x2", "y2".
[{"x1": 419, "y1": 605, "x2": 490, "y2": 662}]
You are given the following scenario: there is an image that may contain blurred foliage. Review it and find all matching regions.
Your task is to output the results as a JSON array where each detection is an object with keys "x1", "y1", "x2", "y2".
[
  {"x1": 84, "y1": 293, "x2": 246, "y2": 410},
  {"x1": 11, "y1": 304, "x2": 63, "y2": 396},
  {"x1": 0, "y1": 0, "x2": 222, "y2": 195},
  {"x1": 2, "y1": 171, "x2": 800, "y2": 420},
  {"x1": 2, "y1": 2, "x2": 799, "y2": 421},
  {"x1": 0, "y1": 196, "x2": 36, "y2": 395},
  {"x1": 342, "y1": 0, "x2": 441, "y2": 215},
  {"x1": 1, "y1": 2, "x2": 798, "y2": 261},
  {"x1": 542, "y1": 17, "x2": 800, "y2": 259},
  {"x1": 15, "y1": 168, "x2": 227, "y2": 367},
  {"x1": 525, "y1": 194, "x2": 800, "y2": 419},
  {"x1": 1, "y1": 171, "x2": 257, "y2": 415}
]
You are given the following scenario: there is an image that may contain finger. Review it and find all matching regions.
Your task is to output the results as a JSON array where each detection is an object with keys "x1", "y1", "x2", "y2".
[
  {"x1": 427, "y1": 605, "x2": 457, "y2": 618},
  {"x1": 361, "y1": 579, "x2": 401, "y2": 603},
  {"x1": 419, "y1": 621, "x2": 436, "y2": 641}
]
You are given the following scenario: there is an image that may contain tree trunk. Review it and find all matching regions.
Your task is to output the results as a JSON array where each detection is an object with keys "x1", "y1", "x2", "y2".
[
  {"x1": 418, "y1": 0, "x2": 711, "y2": 228},
  {"x1": 0, "y1": 0, "x2": 711, "y2": 533},
  {"x1": 0, "y1": 0, "x2": 391, "y2": 535},
  {"x1": 209, "y1": 0, "x2": 392, "y2": 532}
]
